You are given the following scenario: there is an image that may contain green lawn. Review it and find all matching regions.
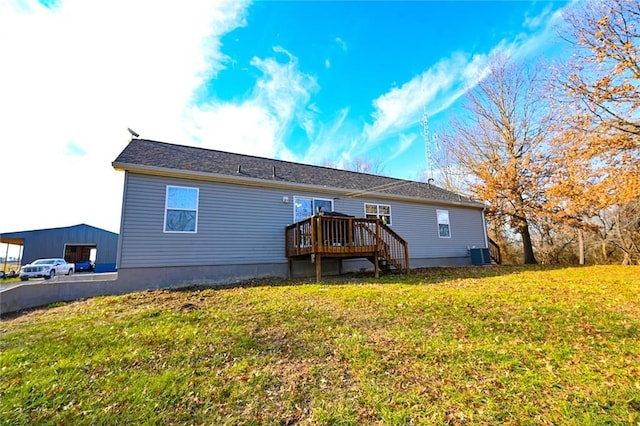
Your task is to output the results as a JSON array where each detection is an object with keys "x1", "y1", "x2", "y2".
[{"x1": 1, "y1": 265, "x2": 638, "y2": 425}]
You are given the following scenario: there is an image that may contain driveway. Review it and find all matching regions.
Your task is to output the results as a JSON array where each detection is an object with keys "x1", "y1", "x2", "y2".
[
  {"x1": 1, "y1": 272, "x2": 119, "y2": 315},
  {"x1": 0, "y1": 272, "x2": 114, "y2": 292},
  {"x1": 0, "y1": 278, "x2": 44, "y2": 291}
]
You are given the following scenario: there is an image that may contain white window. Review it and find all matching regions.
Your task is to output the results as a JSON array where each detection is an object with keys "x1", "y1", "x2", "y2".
[
  {"x1": 164, "y1": 186, "x2": 199, "y2": 233},
  {"x1": 437, "y1": 209, "x2": 451, "y2": 238},
  {"x1": 293, "y1": 197, "x2": 333, "y2": 222},
  {"x1": 365, "y1": 203, "x2": 392, "y2": 225}
]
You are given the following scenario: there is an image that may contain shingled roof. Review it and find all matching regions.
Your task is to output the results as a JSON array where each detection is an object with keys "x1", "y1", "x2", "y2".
[{"x1": 113, "y1": 139, "x2": 485, "y2": 208}]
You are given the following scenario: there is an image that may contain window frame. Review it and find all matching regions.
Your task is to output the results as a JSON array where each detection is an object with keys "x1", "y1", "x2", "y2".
[
  {"x1": 364, "y1": 203, "x2": 392, "y2": 226},
  {"x1": 293, "y1": 196, "x2": 334, "y2": 222},
  {"x1": 436, "y1": 209, "x2": 451, "y2": 238},
  {"x1": 164, "y1": 185, "x2": 199, "y2": 233}
]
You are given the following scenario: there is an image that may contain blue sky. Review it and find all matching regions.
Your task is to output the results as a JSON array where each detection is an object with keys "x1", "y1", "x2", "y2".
[{"x1": 1, "y1": 0, "x2": 572, "y2": 254}]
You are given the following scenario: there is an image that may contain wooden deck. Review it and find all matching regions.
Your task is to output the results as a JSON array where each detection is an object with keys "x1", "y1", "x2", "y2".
[{"x1": 285, "y1": 215, "x2": 409, "y2": 281}]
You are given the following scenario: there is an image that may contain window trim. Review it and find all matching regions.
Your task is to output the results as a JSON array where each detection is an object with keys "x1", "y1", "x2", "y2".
[
  {"x1": 436, "y1": 209, "x2": 451, "y2": 238},
  {"x1": 364, "y1": 203, "x2": 392, "y2": 226},
  {"x1": 164, "y1": 185, "x2": 199, "y2": 233},
  {"x1": 293, "y1": 196, "x2": 334, "y2": 222}
]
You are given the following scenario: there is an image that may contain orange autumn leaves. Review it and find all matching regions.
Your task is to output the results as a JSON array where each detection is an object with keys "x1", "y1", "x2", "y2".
[{"x1": 440, "y1": 0, "x2": 638, "y2": 264}]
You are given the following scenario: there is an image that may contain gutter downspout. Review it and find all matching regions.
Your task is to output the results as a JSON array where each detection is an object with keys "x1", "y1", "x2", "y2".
[{"x1": 481, "y1": 208, "x2": 489, "y2": 248}]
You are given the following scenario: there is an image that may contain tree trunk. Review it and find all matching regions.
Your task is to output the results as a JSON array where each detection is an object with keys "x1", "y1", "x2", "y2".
[
  {"x1": 521, "y1": 222, "x2": 538, "y2": 264},
  {"x1": 614, "y1": 210, "x2": 633, "y2": 265},
  {"x1": 578, "y1": 228, "x2": 585, "y2": 265}
]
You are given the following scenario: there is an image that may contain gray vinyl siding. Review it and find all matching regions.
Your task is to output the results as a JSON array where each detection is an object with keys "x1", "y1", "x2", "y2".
[
  {"x1": 119, "y1": 173, "x2": 295, "y2": 268},
  {"x1": 119, "y1": 173, "x2": 487, "y2": 268},
  {"x1": 330, "y1": 197, "x2": 486, "y2": 259}
]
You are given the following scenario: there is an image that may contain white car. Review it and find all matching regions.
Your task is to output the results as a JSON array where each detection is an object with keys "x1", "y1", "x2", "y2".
[{"x1": 19, "y1": 258, "x2": 75, "y2": 281}]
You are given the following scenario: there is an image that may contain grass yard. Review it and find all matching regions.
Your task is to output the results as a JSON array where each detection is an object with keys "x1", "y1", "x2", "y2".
[{"x1": 1, "y1": 265, "x2": 639, "y2": 425}]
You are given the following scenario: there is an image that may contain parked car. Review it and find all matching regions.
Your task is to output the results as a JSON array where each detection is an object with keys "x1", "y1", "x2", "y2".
[
  {"x1": 19, "y1": 258, "x2": 74, "y2": 281},
  {"x1": 74, "y1": 259, "x2": 95, "y2": 272}
]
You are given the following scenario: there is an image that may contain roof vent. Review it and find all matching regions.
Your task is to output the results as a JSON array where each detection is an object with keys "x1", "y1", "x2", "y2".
[
  {"x1": 237, "y1": 164, "x2": 242, "y2": 173},
  {"x1": 272, "y1": 166, "x2": 277, "y2": 178}
]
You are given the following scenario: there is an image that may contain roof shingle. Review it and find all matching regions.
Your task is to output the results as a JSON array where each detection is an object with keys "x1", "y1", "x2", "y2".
[{"x1": 112, "y1": 139, "x2": 485, "y2": 208}]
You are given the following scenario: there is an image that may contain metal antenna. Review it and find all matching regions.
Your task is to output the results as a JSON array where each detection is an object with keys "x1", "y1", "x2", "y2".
[
  {"x1": 420, "y1": 106, "x2": 434, "y2": 180},
  {"x1": 127, "y1": 128, "x2": 140, "y2": 142}
]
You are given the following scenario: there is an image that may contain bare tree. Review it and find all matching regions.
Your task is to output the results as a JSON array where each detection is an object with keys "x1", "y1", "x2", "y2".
[
  {"x1": 551, "y1": 0, "x2": 639, "y2": 205},
  {"x1": 429, "y1": 134, "x2": 468, "y2": 194},
  {"x1": 322, "y1": 157, "x2": 386, "y2": 175},
  {"x1": 593, "y1": 202, "x2": 640, "y2": 264},
  {"x1": 558, "y1": 0, "x2": 640, "y2": 138},
  {"x1": 439, "y1": 56, "x2": 555, "y2": 264}
]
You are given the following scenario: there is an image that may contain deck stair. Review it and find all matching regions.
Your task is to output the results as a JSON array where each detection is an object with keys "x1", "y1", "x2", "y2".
[
  {"x1": 285, "y1": 214, "x2": 409, "y2": 281},
  {"x1": 488, "y1": 237, "x2": 502, "y2": 264}
]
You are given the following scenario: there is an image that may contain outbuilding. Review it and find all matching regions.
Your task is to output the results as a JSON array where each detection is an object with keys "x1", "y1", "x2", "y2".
[{"x1": 1, "y1": 224, "x2": 118, "y2": 272}]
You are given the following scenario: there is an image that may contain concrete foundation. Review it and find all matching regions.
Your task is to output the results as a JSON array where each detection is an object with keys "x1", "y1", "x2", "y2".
[{"x1": 1, "y1": 256, "x2": 472, "y2": 315}]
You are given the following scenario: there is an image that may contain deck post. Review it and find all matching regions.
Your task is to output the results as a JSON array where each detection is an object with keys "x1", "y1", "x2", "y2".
[
  {"x1": 316, "y1": 216, "x2": 323, "y2": 251},
  {"x1": 376, "y1": 219, "x2": 383, "y2": 277},
  {"x1": 374, "y1": 253, "x2": 379, "y2": 278},
  {"x1": 310, "y1": 217, "x2": 316, "y2": 250},
  {"x1": 404, "y1": 241, "x2": 410, "y2": 274},
  {"x1": 315, "y1": 254, "x2": 322, "y2": 282}
]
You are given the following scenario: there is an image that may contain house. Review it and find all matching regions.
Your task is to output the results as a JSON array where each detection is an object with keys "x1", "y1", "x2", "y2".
[
  {"x1": 111, "y1": 138, "x2": 495, "y2": 286},
  {"x1": 0, "y1": 224, "x2": 118, "y2": 272}
]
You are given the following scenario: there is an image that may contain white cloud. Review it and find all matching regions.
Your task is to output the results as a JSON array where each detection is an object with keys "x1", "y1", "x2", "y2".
[
  {"x1": 363, "y1": 52, "x2": 490, "y2": 146},
  {"x1": 252, "y1": 47, "x2": 318, "y2": 131},
  {"x1": 190, "y1": 46, "x2": 318, "y2": 161},
  {"x1": 296, "y1": 52, "x2": 493, "y2": 173},
  {"x1": 190, "y1": 102, "x2": 282, "y2": 158},
  {"x1": 304, "y1": 3, "x2": 570, "y2": 179},
  {"x1": 335, "y1": 37, "x2": 347, "y2": 51},
  {"x1": 301, "y1": 107, "x2": 350, "y2": 165},
  {"x1": 390, "y1": 133, "x2": 416, "y2": 161},
  {"x1": 523, "y1": 4, "x2": 555, "y2": 30},
  {"x1": 0, "y1": 0, "x2": 250, "y2": 237},
  {"x1": 360, "y1": 2, "x2": 569, "y2": 159},
  {"x1": 511, "y1": 6, "x2": 568, "y2": 63}
]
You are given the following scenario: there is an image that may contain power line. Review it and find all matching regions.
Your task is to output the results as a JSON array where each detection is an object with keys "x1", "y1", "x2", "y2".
[{"x1": 341, "y1": 179, "x2": 417, "y2": 199}]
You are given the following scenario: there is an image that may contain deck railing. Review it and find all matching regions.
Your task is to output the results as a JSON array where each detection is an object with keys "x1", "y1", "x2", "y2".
[
  {"x1": 488, "y1": 237, "x2": 502, "y2": 264},
  {"x1": 285, "y1": 215, "x2": 409, "y2": 279}
]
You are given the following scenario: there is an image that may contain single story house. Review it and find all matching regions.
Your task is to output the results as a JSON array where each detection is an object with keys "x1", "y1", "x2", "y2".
[
  {"x1": 112, "y1": 139, "x2": 495, "y2": 286},
  {"x1": 1, "y1": 224, "x2": 118, "y2": 272}
]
